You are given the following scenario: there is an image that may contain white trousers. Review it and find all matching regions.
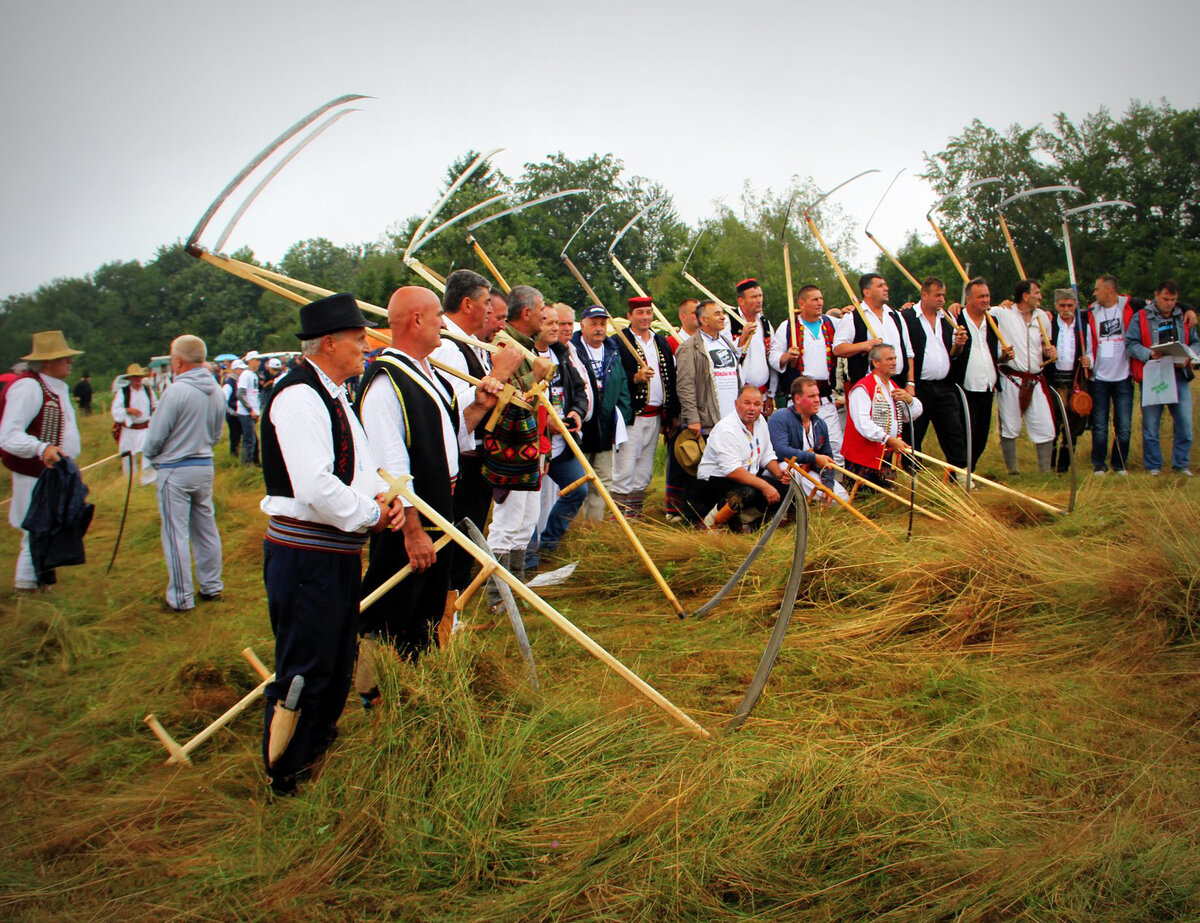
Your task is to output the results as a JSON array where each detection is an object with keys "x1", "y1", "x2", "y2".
[
  {"x1": 487, "y1": 487, "x2": 542, "y2": 554},
  {"x1": 8, "y1": 472, "x2": 38, "y2": 588},
  {"x1": 612, "y1": 414, "x2": 661, "y2": 494},
  {"x1": 817, "y1": 400, "x2": 845, "y2": 465},
  {"x1": 581, "y1": 451, "x2": 613, "y2": 521},
  {"x1": 121, "y1": 442, "x2": 156, "y2": 485},
  {"x1": 156, "y1": 465, "x2": 224, "y2": 610},
  {"x1": 997, "y1": 376, "x2": 1055, "y2": 442}
]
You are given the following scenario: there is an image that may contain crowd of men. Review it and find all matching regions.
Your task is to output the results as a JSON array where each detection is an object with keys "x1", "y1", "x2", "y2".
[{"x1": 1, "y1": 266, "x2": 1195, "y2": 794}]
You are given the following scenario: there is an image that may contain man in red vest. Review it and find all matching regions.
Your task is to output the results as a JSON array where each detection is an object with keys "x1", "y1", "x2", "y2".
[{"x1": 840, "y1": 343, "x2": 923, "y2": 488}]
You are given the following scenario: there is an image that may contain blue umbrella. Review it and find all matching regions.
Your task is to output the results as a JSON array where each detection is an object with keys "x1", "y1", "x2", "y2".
[{"x1": 214, "y1": 353, "x2": 238, "y2": 361}]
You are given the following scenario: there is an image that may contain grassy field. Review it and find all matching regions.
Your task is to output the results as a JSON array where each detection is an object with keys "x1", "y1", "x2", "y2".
[{"x1": 1, "y1": 402, "x2": 1198, "y2": 922}]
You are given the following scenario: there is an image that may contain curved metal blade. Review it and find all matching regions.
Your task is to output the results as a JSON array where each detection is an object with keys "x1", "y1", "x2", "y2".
[
  {"x1": 561, "y1": 203, "x2": 606, "y2": 258},
  {"x1": 1064, "y1": 199, "x2": 1134, "y2": 219},
  {"x1": 403, "y1": 147, "x2": 504, "y2": 259},
  {"x1": 408, "y1": 193, "x2": 506, "y2": 256},
  {"x1": 466, "y1": 188, "x2": 587, "y2": 232},
  {"x1": 865, "y1": 168, "x2": 906, "y2": 234},
  {"x1": 779, "y1": 188, "x2": 803, "y2": 240},
  {"x1": 608, "y1": 196, "x2": 666, "y2": 256},
  {"x1": 212, "y1": 108, "x2": 359, "y2": 254},
  {"x1": 186, "y1": 93, "x2": 368, "y2": 251},
  {"x1": 682, "y1": 227, "x2": 708, "y2": 276},
  {"x1": 804, "y1": 168, "x2": 881, "y2": 215},
  {"x1": 998, "y1": 184, "x2": 1083, "y2": 210},
  {"x1": 927, "y1": 176, "x2": 1002, "y2": 218}
]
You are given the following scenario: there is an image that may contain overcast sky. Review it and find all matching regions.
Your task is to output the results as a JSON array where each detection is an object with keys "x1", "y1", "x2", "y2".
[{"x1": 2, "y1": 0, "x2": 1197, "y2": 301}]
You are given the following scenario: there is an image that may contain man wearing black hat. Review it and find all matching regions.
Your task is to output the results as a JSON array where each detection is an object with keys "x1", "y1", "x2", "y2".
[
  {"x1": 571, "y1": 305, "x2": 632, "y2": 521},
  {"x1": 612, "y1": 295, "x2": 678, "y2": 518},
  {"x1": 258, "y1": 293, "x2": 405, "y2": 794}
]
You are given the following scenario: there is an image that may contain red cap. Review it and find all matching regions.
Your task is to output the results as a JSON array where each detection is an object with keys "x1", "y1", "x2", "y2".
[
  {"x1": 736, "y1": 278, "x2": 760, "y2": 294},
  {"x1": 627, "y1": 295, "x2": 654, "y2": 310}
]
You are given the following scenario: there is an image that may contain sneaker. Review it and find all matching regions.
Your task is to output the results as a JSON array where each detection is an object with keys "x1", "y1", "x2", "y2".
[
  {"x1": 664, "y1": 513, "x2": 684, "y2": 524},
  {"x1": 1116, "y1": 469, "x2": 1128, "y2": 477},
  {"x1": 198, "y1": 592, "x2": 223, "y2": 602},
  {"x1": 1177, "y1": 469, "x2": 1194, "y2": 477},
  {"x1": 1093, "y1": 469, "x2": 1107, "y2": 477},
  {"x1": 1148, "y1": 469, "x2": 1162, "y2": 477}
]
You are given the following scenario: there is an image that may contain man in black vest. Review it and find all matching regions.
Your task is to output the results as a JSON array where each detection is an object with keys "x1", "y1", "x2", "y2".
[
  {"x1": 1048, "y1": 288, "x2": 1088, "y2": 472},
  {"x1": 900, "y1": 276, "x2": 969, "y2": 470},
  {"x1": 612, "y1": 295, "x2": 679, "y2": 518},
  {"x1": 358, "y1": 286, "x2": 517, "y2": 661},
  {"x1": 431, "y1": 269, "x2": 497, "y2": 594},
  {"x1": 258, "y1": 293, "x2": 404, "y2": 794},
  {"x1": 954, "y1": 278, "x2": 1014, "y2": 471},
  {"x1": 833, "y1": 273, "x2": 914, "y2": 391}
]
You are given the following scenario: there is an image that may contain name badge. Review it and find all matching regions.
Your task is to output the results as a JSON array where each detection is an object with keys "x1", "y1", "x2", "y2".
[{"x1": 1100, "y1": 341, "x2": 1116, "y2": 359}]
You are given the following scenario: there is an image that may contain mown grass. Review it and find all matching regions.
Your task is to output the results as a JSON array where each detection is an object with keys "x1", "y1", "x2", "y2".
[{"x1": 1, "y1": 405, "x2": 1198, "y2": 921}]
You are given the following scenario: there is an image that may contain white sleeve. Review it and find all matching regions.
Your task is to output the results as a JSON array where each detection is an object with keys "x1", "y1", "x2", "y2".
[
  {"x1": 271, "y1": 386, "x2": 381, "y2": 529},
  {"x1": 111, "y1": 386, "x2": 127, "y2": 425},
  {"x1": 849, "y1": 386, "x2": 888, "y2": 444},
  {"x1": 358, "y1": 376, "x2": 414, "y2": 508},
  {"x1": 832, "y1": 312, "x2": 855, "y2": 349},
  {"x1": 768, "y1": 319, "x2": 788, "y2": 372},
  {"x1": 0, "y1": 379, "x2": 48, "y2": 459},
  {"x1": 907, "y1": 394, "x2": 923, "y2": 421},
  {"x1": 431, "y1": 341, "x2": 476, "y2": 406}
]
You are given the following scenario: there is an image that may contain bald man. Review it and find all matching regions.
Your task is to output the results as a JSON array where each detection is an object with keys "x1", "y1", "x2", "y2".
[{"x1": 356, "y1": 286, "x2": 516, "y2": 666}]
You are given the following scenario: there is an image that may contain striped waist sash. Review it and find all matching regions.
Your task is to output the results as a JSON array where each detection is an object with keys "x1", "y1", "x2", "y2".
[{"x1": 266, "y1": 515, "x2": 368, "y2": 555}]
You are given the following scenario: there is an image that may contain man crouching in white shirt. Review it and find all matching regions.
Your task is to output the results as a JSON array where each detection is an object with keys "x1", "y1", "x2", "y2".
[{"x1": 686, "y1": 384, "x2": 788, "y2": 531}]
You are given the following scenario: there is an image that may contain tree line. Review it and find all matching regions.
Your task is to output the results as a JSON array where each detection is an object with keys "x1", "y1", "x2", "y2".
[{"x1": 2, "y1": 99, "x2": 1194, "y2": 384}]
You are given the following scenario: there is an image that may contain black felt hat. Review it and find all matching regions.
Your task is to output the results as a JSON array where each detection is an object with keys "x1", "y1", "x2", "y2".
[{"x1": 296, "y1": 293, "x2": 378, "y2": 340}]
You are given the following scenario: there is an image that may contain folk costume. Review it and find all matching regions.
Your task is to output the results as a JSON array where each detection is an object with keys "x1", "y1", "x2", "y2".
[
  {"x1": 0, "y1": 331, "x2": 83, "y2": 591},
  {"x1": 956, "y1": 309, "x2": 1002, "y2": 471},
  {"x1": 990, "y1": 305, "x2": 1057, "y2": 473},
  {"x1": 358, "y1": 347, "x2": 469, "y2": 659},
  {"x1": 769, "y1": 313, "x2": 845, "y2": 463},
  {"x1": 833, "y1": 302, "x2": 914, "y2": 386},
  {"x1": 259, "y1": 295, "x2": 384, "y2": 793},
  {"x1": 1049, "y1": 303, "x2": 1089, "y2": 472},
  {"x1": 900, "y1": 307, "x2": 968, "y2": 471},
  {"x1": 431, "y1": 313, "x2": 494, "y2": 593},
  {"x1": 730, "y1": 279, "x2": 774, "y2": 398},
  {"x1": 144, "y1": 365, "x2": 226, "y2": 612},
  {"x1": 841, "y1": 371, "x2": 923, "y2": 489},
  {"x1": 112, "y1": 365, "x2": 157, "y2": 485},
  {"x1": 612, "y1": 297, "x2": 679, "y2": 518}
]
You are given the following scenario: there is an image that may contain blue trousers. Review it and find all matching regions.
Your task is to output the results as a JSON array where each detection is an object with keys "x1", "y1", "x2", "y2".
[
  {"x1": 525, "y1": 449, "x2": 588, "y2": 569},
  {"x1": 239, "y1": 414, "x2": 258, "y2": 465},
  {"x1": 1088, "y1": 376, "x2": 1133, "y2": 472},
  {"x1": 262, "y1": 540, "x2": 361, "y2": 787},
  {"x1": 1141, "y1": 376, "x2": 1193, "y2": 471}
]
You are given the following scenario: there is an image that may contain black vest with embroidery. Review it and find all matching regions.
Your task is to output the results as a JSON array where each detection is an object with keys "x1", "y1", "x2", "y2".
[
  {"x1": 354, "y1": 351, "x2": 458, "y2": 522},
  {"x1": 616, "y1": 329, "x2": 679, "y2": 416},
  {"x1": 847, "y1": 309, "x2": 909, "y2": 386},
  {"x1": 261, "y1": 363, "x2": 355, "y2": 498},
  {"x1": 441, "y1": 331, "x2": 489, "y2": 445}
]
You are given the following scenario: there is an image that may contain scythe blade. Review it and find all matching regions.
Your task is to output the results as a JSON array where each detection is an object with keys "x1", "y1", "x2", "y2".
[
  {"x1": 926, "y1": 176, "x2": 1002, "y2": 219},
  {"x1": 185, "y1": 93, "x2": 368, "y2": 253},
  {"x1": 407, "y1": 193, "x2": 507, "y2": 257},
  {"x1": 998, "y1": 184, "x2": 1084, "y2": 211},
  {"x1": 608, "y1": 196, "x2": 667, "y2": 256},
  {"x1": 212, "y1": 108, "x2": 360, "y2": 254},
  {"x1": 403, "y1": 147, "x2": 504, "y2": 259},
  {"x1": 561, "y1": 203, "x2": 607, "y2": 259},
  {"x1": 466, "y1": 188, "x2": 587, "y2": 232},
  {"x1": 804, "y1": 168, "x2": 881, "y2": 216}
]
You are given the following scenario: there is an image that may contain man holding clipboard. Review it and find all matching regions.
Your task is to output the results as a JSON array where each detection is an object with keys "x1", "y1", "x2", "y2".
[{"x1": 1125, "y1": 280, "x2": 1200, "y2": 476}]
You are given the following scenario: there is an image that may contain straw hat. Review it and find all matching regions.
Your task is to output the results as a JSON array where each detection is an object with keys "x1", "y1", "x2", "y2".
[
  {"x1": 674, "y1": 428, "x2": 707, "y2": 477},
  {"x1": 21, "y1": 330, "x2": 84, "y2": 361},
  {"x1": 125, "y1": 363, "x2": 151, "y2": 377}
]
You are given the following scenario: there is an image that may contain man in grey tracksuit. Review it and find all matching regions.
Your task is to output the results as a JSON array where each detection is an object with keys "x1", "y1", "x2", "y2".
[{"x1": 145, "y1": 335, "x2": 226, "y2": 611}]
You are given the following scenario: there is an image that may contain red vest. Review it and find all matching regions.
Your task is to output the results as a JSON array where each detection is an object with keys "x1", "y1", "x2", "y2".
[
  {"x1": 0, "y1": 373, "x2": 62, "y2": 477},
  {"x1": 1130, "y1": 308, "x2": 1191, "y2": 383},
  {"x1": 840, "y1": 373, "x2": 900, "y2": 471}
]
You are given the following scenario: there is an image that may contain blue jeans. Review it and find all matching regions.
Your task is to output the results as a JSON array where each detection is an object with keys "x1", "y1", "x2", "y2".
[
  {"x1": 1089, "y1": 376, "x2": 1133, "y2": 471},
  {"x1": 1141, "y1": 375, "x2": 1193, "y2": 471},
  {"x1": 238, "y1": 413, "x2": 258, "y2": 465},
  {"x1": 525, "y1": 449, "x2": 588, "y2": 569}
]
